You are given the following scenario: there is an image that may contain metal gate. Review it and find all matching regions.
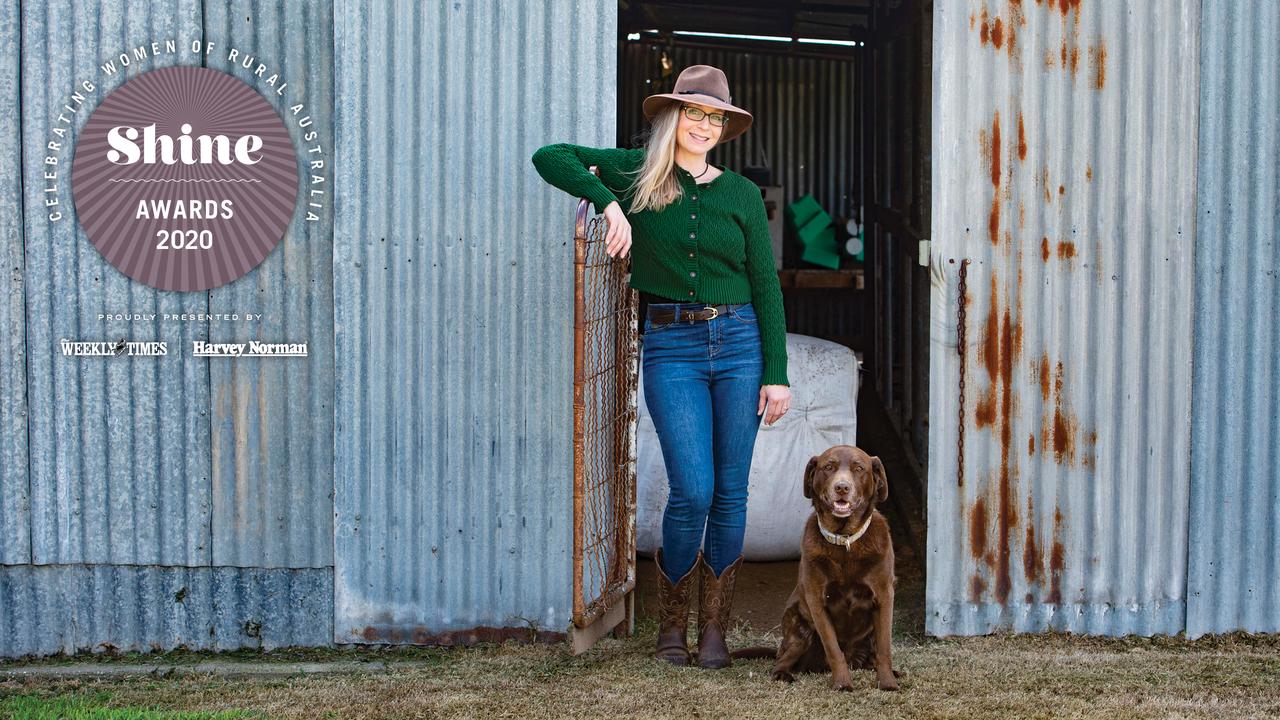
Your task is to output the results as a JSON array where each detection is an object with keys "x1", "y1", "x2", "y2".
[{"x1": 570, "y1": 168, "x2": 640, "y2": 653}]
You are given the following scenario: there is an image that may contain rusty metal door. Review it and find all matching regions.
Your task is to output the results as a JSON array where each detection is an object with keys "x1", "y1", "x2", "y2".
[
  {"x1": 925, "y1": 0, "x2": 1199, "y2": 635},
  {"x1": 569, "y1": 168, "x2": 640, "y2": 653}
]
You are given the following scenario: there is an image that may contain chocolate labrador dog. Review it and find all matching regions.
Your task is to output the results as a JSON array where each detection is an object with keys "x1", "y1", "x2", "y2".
[{"x1": 732, "y1": 445, "x2": 900, "y2": 691}]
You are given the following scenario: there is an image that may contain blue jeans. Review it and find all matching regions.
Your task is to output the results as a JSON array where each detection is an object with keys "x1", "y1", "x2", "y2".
[{"x1": 642, "y1": 301, "x2": 765, "y2": 580}]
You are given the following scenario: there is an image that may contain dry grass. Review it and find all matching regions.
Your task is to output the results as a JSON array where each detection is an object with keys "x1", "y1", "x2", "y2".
[{"x1": 2, "y1": 625, "x2": 1278, "y2": 720}]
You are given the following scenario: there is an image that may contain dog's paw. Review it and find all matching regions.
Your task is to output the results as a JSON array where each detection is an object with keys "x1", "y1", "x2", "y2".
[
  {"x1": 831, "y1": 672, "x2": 855, "y2": 692},
  {"x1": 877, "y1": 669, "x2": 901, "y2": 691},
  {"x1": 771, "y1": 668, "x2": 795, "y2": 683}
]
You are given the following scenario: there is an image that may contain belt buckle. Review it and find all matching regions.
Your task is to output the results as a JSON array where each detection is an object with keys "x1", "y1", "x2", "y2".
[{"x1": 703, "y1": 305, "x2": 719, "y2": 320}]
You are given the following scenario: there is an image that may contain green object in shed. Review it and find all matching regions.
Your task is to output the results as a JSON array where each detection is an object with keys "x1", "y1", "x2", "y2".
[
  {"x1": 801, "y1": 230, "x2": 841, "y2": 269},
  {"x1": 786, "y1": 193, "x2": 842, "y2": 269},
  {"x1": 797, "y1": 211, "x2": 833, "y2": 246},
  {"x1": 785, "y1": 194, "x2": 824, "y2": 229}
]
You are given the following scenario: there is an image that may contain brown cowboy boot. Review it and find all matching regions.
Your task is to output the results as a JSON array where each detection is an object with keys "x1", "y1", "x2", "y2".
[
  {"x1": 696, "y1": 553, "x2": 744, "y2": 669},
  {"x1": 653, "y1": 548, "x2": 700, "y2": 666}
]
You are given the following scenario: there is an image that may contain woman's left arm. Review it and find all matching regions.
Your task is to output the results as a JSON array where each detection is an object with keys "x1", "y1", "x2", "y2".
[{"x1": 740, "y1": 181, "x2": 792, "y2": 424}]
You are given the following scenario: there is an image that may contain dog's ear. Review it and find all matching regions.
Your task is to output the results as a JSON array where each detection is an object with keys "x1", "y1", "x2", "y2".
[
  {"x1": 803, "y1": 455, "x2": 819, "y2": 499},
  {"x1": 872, "y1": 455, "x2": 888, "y2": 503}
]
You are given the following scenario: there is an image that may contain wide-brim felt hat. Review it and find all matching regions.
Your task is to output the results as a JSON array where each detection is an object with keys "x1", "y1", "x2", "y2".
[{"x1": 642, "y1": 64, "x2": 753, "y2": 143}]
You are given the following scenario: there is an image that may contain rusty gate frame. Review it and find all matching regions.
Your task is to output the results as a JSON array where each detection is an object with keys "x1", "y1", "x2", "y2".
[{"x1": 569, "y1": 166, "x2": 639, "y2": 652}]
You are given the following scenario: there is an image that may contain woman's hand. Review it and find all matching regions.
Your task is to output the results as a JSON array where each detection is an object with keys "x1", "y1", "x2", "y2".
[
  {"x1": 759, "y1": 384, "x2": 792, "y2": 426},
  {"x1": 603, "y1": 201, "x2": 632, "y2": 258}
]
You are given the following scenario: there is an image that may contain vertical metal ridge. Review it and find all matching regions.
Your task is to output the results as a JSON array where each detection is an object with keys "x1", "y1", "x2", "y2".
[
  {"x1": 1188, "y1": 0, "x2": 1280, "y2": 638},
  {"x1": 205, "y1": 0, "x2": 335, "y2": 569},
  {"x1": 0, "y1": 0, "x2": 30, "y2": 566}
]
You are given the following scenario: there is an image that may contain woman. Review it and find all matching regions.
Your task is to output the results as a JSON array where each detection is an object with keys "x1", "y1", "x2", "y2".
[{"x1": 531, "y1": 64, "x2": 792, "y2": 669}]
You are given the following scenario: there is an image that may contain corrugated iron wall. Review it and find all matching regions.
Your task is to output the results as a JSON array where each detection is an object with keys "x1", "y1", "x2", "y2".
[
  {"x1": 205, "y1": 0, "x2": 336, "y2": 570},
  {"x1": 926, "y1": 0, "x2": 1199, "y2": 635},
  {"x1": 1187, "y1": 0, "x2": 1280, "y2": 639},
  {"x1": 2, "y1": 0, "x2": 334, "y2": 658},
  {"x1": 21, "y1": 0, "x2": 209, "y2": 567},
  {"x1": 619, "y1": 40, "x2": 862, "y2": 225},
  {"x1": 0, "y1": 0, "x2": 29, "y2": 567},
  {"x1": 331, "y1": 0, "x2": 615, "y2": 642}
]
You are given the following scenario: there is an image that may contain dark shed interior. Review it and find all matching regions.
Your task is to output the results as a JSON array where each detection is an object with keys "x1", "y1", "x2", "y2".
[{"x1": 616, "y1": 0, "x2": 933, "y2": 635}]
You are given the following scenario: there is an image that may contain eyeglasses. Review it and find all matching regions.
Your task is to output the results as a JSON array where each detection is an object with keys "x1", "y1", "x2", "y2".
[{"x1": 681, "y1": 105, "x2": 728, "y2": 128}]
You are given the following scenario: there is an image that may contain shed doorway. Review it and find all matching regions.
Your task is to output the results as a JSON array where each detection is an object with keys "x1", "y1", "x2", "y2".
[{"x1": 613, "y1": 0, "x2": 933, "y2": 647}]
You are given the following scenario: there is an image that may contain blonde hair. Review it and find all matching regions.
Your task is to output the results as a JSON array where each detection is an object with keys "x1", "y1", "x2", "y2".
[{"x1": 623, "y1": 104, "x2": 695, "y2": 214}]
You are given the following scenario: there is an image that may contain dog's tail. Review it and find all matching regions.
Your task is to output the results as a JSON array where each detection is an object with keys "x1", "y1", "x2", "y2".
[{"x1": 729, "y1": 645, "x2": 778, "y2": 660}]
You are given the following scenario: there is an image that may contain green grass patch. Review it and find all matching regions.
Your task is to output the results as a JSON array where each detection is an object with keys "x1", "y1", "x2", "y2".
[{"x1": 0, "y1": 691, "x2": 263, "y2": 719}]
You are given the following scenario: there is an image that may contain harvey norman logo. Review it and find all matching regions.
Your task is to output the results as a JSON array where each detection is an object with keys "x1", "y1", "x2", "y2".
[{"x1": 193, "y1": 341, "x2": 307, "y2": 357}]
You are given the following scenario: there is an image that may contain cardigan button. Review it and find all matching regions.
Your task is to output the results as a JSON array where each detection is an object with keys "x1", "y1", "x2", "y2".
[
  {"x1": 688, "y1": 252, "x2": 694, "y2": 258},
  {"x1": 691, "y1": 213, "x2": 697, "y2": 219},
  {"x1": 691, "y1": 195, "x2": 697, "y2": 201},
  {"x1": 690, "y1": 271, "x2": 696, "y2": 277},
  {"x1": 688, "y1": 291, "x2": 694, "y2": 297},
  {"x1": 689, "y1": 232, "x2": 695, "y2": 239}
]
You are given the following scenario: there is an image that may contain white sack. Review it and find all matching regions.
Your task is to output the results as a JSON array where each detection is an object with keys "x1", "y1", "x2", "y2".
[{"x1": 636, "y1": 333, "x2": 859, "y2": 561}]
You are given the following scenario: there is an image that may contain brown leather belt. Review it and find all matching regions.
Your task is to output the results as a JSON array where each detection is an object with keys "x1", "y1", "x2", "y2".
[{"x1": 646, "y1": 303, "x2": 735, "y2": 324}]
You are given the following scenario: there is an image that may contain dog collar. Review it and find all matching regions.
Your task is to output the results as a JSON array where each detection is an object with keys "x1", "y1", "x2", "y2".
[{"x1": 817, "y1": 512, "x2": 873, "y2": 551}]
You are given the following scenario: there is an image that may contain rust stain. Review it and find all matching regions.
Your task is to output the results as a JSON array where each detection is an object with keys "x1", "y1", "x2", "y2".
[
  {"x1": 977, "y1": 271, "x2": 1022, "y2": 605},
  {"x1": 975, "y1": 389, "x2": 997, "y2": 427},
  {"x1": 1069, "y1": 45, "x2": 1080, "y2": 75},
  {"x1": 1056, "y1": 241, "x2": 1076, "y2": 260},
  {"x1": 1086, "y1": 164, "x2": 1093, "y2": 181},
  {"x1": 1023, "y1": 496, "x2": 1044, "y2": 583},
  {"x1": 1058, "y1": 184, "x2": 1066, "y2": 196},
  {"x1": 1018, "y1": 202, "x2": 1026, "y2": 228},
  {"x1": 987, "y1": 112, "x2": 1002, "y2": 245},
  {"x1": 981, "y1": 276, "x2": 1001, "y2": 379},
  {"x1": 970, "y1": 496, "x2": 989, "y2": 560},
  {"x1": 1042, "y1": 166, "x2": 1052, "y2": 203},
  {"x1": 1037, "y1": 354, "x2": 1051, "y2": 399},
  {"x1": 1090, "y1": 43, "x2": 1107, "y2": 89},
  {"x1": 1048, "y1": 506, "x2": 1065, "y2": 604},
  {"x1": 1082, "y1": 430, "x2": 1098, "y2": 469},
  {"x1": 971, "y1": 574, "x2": 988, "y2": 602},
  {"x1": 1044, "y1": 49, "x2": 1057, "y2": 69},
  {"x1": 992, "y1": 17, "x2": 1004, "y2": 48},
  {"x1": 991, "y1": 112, "x2": 1002, "y2": 187},
  {"x1": 1009, "y1": 0, "x2": 1027, "y2": 26},
  {"x1": 970, "y1": 12, "x2": 976, "y2": 29},
  {"x1": 1028, "y1": 433, "x2": 1036, "y2": 455},
  {"x1": 1060, "y1": 42, "x2": 1067, "y2": 66},
  {"x1": 1049, "y1": 361, "x2": 1078, "y2": 463},
  {"x1": 1017, "y1": 113, "x2": 1027, "y2": 161},
  {"x1": 989, "y1": 198, "x2": 1001, "y2": 245},
  {"x1": 362, "y1": 624, "x2": 565, "y2": 646},
  {"x1": 1040, "y1": 237, "x2": 1050, "y2": 262},
  {"x1": 979, "y1": 6, "x2": 991, "y2": 44}
]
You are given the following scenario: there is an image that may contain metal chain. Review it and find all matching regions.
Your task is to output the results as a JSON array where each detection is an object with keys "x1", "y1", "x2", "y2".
[{"x1": 956, "y1": 259, "x2": 970, "y2": 488}]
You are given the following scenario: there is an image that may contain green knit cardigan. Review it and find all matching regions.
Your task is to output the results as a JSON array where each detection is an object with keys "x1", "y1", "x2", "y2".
[{"x1": 530, "y1": 143, "x2": 789, "y2": 387}]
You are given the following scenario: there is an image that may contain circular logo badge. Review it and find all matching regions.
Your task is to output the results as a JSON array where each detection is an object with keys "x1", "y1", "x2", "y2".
[{"x1": 71, "y1": 66, "x2": 299, "y2": 292}]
